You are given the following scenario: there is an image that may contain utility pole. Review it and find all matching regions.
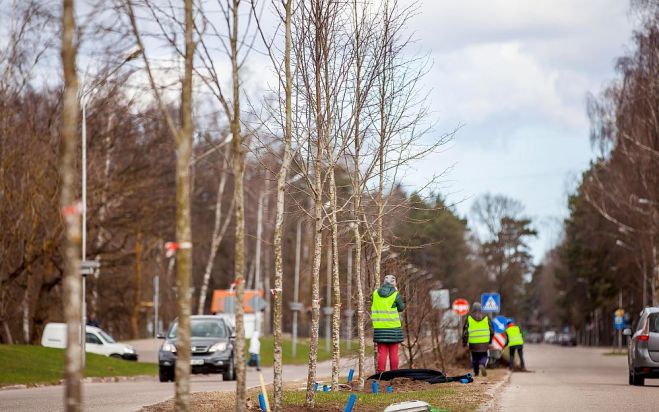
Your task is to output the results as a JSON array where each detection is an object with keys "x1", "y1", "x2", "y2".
[
  {"x1": 81, "y1": 97, "x2": 88, "y2": 368},
  {"x1": 619, "y1": 292, "x2": 623, "y2": 349},
  {"x1": 153, "y1": 274, "x2": 160, "y2": 337}
]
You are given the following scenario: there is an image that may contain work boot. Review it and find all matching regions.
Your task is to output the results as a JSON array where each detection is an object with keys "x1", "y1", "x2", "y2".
[{"x1": 481, "y1": 365, "x2": 487, "y2": 377}]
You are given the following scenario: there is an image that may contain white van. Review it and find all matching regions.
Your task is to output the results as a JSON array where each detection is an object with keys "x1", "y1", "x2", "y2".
[{"x1": 41, "y1": 323, "x2": 138, "y2": 360}]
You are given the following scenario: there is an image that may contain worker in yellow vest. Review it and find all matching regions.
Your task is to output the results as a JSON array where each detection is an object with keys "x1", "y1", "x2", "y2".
[
  {"x1": 371, "y1": 274, "x2": 405, "y2": 373},
  {"x1": 505, "y1": 321, "x2": 526, "y2": 371},
  {"x1": 462, "y1": 302, "x2": 494, "y2": 377}
]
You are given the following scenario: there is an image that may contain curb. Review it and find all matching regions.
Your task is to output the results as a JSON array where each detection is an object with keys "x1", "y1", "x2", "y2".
[
  {"x1": 0, "y1": 375, "x2": 156, "y2": 391},
  {"x1": 477, "y1": 369, "x2": 511, "y2": 412}
]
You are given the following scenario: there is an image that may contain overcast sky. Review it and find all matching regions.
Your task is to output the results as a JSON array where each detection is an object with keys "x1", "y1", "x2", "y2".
[{"x1": 400, "y1": 0, "x2": 635, "y2": 261}]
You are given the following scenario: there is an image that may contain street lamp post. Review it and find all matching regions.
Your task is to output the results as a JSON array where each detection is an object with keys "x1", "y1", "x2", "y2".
[
  {"x1": 79, "y1": 48, "x2": 142, "y2": 365},
  {"x1": 637, "y1": 198, "x2": 658, "y2": 306},
  {"x1": 616, "y1": 239, "x2": 647, "y2": 307}
]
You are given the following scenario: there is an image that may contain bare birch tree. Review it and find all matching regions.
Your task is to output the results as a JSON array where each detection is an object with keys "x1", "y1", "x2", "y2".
[
  {"x1": 60, "y1": 1, "x2": 82, "y2": 410},
  {"x1": 197, "y1": 145, "x2": 233, "y2": 314},
  {"x1": 269, "y1": 0, "x2": 294, "y2": 409},
  {"x1": 124, "y1": 0, "x2": 196, "y2": 409},
  {"x1": 296, "y1": 1, "x2": 330, "y2": 405}
]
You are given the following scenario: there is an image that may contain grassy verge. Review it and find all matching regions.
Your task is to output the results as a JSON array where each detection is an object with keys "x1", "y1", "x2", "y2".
[
  {"x1": 256, "y1": 336, "x2": 371, "y2": 367},
  {"x1": 0, "y1": 344, "x2": 157, "y2": 387},
  {"x1": 142, "y1": 369, "x2": 507, "y2": 412},
  {"x1": 282, "y1": 388, "x2": 460, "y2": 411}
]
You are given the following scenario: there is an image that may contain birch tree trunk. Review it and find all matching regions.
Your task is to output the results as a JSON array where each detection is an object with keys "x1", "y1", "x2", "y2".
[
  {"x1": 329, "y1": 167, "x2": 341, "y2": 389},
  {"x1": 351, "y1": 0, "x2": 367, "y2": 386},
  {"x1": 60, "y1": 1, "x2": 82, "y2": 409},
  {"x1": 124, "y1": 1, "x2": 196, "y2": 408},
  {"x1": 229, "y1": 2, "x2": 247, "y2": 410},
  {"x1": 305, "y1": 4, "x2": 326, "y2": 401},
  {"x1": 197, "y1": 153, "x2": 231, "y2": 315},
  {"x1": 374, "y1": 2, "x2": 391, "y2": 287},
  {"x1": 305, "y1": 175, "x2": 323, "y2": 408},
  {"x1": 22, "y1": 283, "x2": 30, "y2": 343},
  {"x1": 131, "y1": 231, "x2": 143, "y2": 338},
  {"x1": 272, "y1": 0, "x2": 293, "y2": 409},
  {"x1": 172, "y1": 1, "x2": 195, "y2": 410}
]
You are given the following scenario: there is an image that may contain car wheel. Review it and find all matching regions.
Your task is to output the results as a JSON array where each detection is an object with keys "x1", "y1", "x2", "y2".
[
  {"x1": 222, "y1": 357, "x2": 235, "y2": 381},
  {"x1": 110, "y1": 354, "x2": 122, "y2": 359},
  {"x1": 631, "y1": 371, "x2": 645, "y2": 386},
  {"x1": 628, "y1": 371, "x2": 633, "y2": 385},
  {"x1": 159, "y1": 366, "x2": 174, "y2": 383}
]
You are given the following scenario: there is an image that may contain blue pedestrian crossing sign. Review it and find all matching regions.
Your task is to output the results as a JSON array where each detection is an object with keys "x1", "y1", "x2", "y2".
[
  {"x1": 614, "y1": 308, "x2": 625, "y2": 331},
  {"x1": 481, "y1": 293, "x2": 500, "y2": 313}
]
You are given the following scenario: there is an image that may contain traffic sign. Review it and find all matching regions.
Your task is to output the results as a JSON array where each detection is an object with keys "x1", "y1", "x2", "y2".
[
  {"x1": 430, "y1": 289, "x2": 450, "y2": 309},
  {"x1": 614, "y1": 308, "x2": 625, "y2": 331},
  {"x1": 248, "y1": 295, "x2": 267, "y2": 312},
  {"x1": 452, "y1": 298, "x2": 469, "y2": 316},
  {"x1": 491, "y1": 332, "x2": 506, "y2": 351},
  {"x1": 481, "y1": 293, "x2": 500, "y2": 313},
  {"x1": 493, "y1": 316, "x2": 509, "y2": 333}
]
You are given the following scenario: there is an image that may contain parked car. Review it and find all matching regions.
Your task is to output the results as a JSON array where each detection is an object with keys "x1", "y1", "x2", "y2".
[
  {"x1": 558, "y1": 331, "x2": 577, "y2": 346},
  {"x1": 158, "y1": 315, "x2": 236, "y2": 382},
  {"x1": 41, "y1": 322, "x2": 138, "y2": 360},
  {"x1": 525, "y1": 332, "x2": 543, "y2": 344},
  {"x1": 543, "y1": 330, "x2": 557, "y2": 344},
  {"x1": 625, "y1": 306, "x2": 659, "y2": 386}
]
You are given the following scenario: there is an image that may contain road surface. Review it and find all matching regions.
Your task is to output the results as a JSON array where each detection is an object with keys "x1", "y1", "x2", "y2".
[
  {"x1": 0, "y1": 353, "x2": 342, "y2": 412},
  {"x1": 496, "y1": 344, "x2": 658, "y2": 411}
]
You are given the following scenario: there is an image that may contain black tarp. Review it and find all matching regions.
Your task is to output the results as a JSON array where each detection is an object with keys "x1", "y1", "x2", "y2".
[{"x1": 367, "y1": 368, "x2": 473, "y2": 384}]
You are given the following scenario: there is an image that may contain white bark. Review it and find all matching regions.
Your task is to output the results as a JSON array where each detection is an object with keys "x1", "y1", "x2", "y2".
[
  {"x1": 329, "y1": 168, "x2": 341, "y2": 389},
  {"x1": 272, "y1": 0, "x2": 293, "y2": 409},
  {"x1": 197, "y1": 151, "x2": 232, "y2": 315}
]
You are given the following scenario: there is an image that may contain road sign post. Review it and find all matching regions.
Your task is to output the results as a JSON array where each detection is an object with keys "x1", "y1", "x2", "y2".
[
  {"x1": 79, "y1": 260, "x2": 100, "y2": 367},
  {"x1": 614, "y1": 308, "x2": 625, "y2": 352}
]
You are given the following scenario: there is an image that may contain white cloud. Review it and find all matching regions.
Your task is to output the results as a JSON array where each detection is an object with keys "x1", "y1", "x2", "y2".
[{"x1": 401, "y1": 0, "x2": 634, "y2": 259}]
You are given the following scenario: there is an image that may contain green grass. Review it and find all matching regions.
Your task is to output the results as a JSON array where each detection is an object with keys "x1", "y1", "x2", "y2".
[
  {"x1": 283, "y1": 388, "x2": 459, "y2": 411},
  {"x1": 256, "y1": 337, "x2": 372, "y2": 367},
  {"x1": 0, "y1": 345, "x2": 157, "y2": 387}
]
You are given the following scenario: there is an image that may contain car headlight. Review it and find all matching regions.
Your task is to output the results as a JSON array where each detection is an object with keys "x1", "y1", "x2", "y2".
[
  {"x1": 162, "y1": 342, "x2": 177, "y2": 352},
  {"x1": 124, "y1": 346, "x2": 136, "y2": 354},
  {"x1": 208, "y1": 342, "x2": 227, "y2": 352}
]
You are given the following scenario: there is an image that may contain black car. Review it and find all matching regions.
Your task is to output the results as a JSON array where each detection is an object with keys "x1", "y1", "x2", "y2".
[{"x1": 158, "y1": 315, "x2": 236, "y2": 382}]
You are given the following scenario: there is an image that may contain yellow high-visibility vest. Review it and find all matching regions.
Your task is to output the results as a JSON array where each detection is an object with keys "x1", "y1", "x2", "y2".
[
  {"x1": 506, "y1": 325, "x2": 524, "y2": 346},
  {"x1": 467, "y1": 315, "x2": 490, "y2": 344},
  {"x1": 371, "y1": 290, "x2": 401, "y2": 329}
]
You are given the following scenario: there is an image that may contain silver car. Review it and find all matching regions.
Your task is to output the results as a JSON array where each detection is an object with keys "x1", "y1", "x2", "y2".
[{"x1": 625, "y1": 307, "x2": 659, "y2": 386}]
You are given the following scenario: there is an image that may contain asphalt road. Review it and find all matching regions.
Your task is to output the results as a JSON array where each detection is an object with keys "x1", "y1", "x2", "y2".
[
  {"x1": 497, "y1": 343, "x2": 658, "y2": 411},
  {"x1": 0, "y1": 353, "x2": 339, "y2": 412}
]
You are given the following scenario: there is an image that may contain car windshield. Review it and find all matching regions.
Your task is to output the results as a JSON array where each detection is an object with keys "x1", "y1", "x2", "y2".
[
  {"x1": 649, "y1": 313, "x2": 659, "y2": 333},
  {"x1": 98, "y1": 330, "x2": 116, "y2": 343},
  {"x1": 168, "y1": 319, "x2": 226, "y2": 339}
]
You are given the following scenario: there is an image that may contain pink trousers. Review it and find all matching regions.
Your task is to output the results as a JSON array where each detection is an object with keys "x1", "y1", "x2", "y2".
[{"x1": 377, "y1": 342, "x2": 400, "y2": 372}]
